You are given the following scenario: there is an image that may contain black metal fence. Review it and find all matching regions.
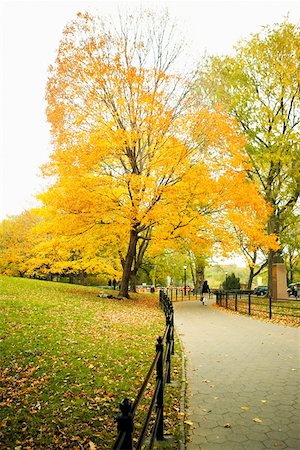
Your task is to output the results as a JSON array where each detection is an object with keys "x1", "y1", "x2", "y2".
[
  {"x1": 112, "y1": 290, "x2": 174, "y2": 449},
  {"x1": 164, "y1": 286, "x2": 200, "y2": 301},
  {"x1": 216, "y1": 290, "x2": 300, "y2": 320}
]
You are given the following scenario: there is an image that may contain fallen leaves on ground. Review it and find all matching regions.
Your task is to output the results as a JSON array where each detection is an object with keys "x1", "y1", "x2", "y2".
[
  {"x1": 213, "y1": 302, "x2": 300, "y2": 327},
  {"x1": 253, "y1": 417, "x2": 263, "y2": 423},
  {"x1": 184, "y1": 420, "x2": 193, "y2": 426},
  {"x1": 0, "y1": 277, "x2": 182, "y2": 449}
]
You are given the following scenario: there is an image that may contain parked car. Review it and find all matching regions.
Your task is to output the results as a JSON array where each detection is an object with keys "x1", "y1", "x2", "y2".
[
  {"x1": 287, "y1": 282, "x2": 300, "y2": 298},
  {"x1": 253, "y1": 285, "x2": 268, "y2": 296}
]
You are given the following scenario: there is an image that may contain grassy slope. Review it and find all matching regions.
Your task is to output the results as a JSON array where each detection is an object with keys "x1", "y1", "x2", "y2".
[{"x1": 0, "y1": 277, "x2": 181, "y2": 449}]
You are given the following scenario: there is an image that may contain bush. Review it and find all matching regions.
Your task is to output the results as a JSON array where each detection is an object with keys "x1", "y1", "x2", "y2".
[{"x1": 222, "y1": 272, "x2": 241, "y2": 290}]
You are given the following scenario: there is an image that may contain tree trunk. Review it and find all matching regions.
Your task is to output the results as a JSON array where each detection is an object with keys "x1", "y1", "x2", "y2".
[
  {"x1": 79, "y1": 271, "x2": 86, "y2": 285},
  {"x1": 130, "y1": 271, "x2": 137, "y2": 292},
  {"x1": 195, "y1": 262, "x2": 205, "y2": 294},
  {"x1": 267, "y1": 208, "x2": 281, "y2": 296},
  {"x1": 247, "y1": 266, "x2": 255, "y2": 290},
  {"x1": 246, "y1": 250, "x2": 257, "y2": 290},
  {"x1": 267, "y1": 249, "x2": 275, "y2": 296},
  {"x1": 129, "y1": 227, "x2": 151, "y2": 294},
  {"x1": 247, "y1": 257, "x2": 268, "y2": 290},
  {"x1": 287, "y1": 252, "x2": 294, "y2": 284},
  {"x1": 119, "y1": 228, "x2": 139, "y2": 298}
]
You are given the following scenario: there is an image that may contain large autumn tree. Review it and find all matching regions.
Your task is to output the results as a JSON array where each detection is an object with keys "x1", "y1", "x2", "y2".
[
  {"x1": 42, "y1": 9, "x2": 276, "y2": 297},
  {"x1": 197, "y1": 21, "x2": 300, "y2": 292}
]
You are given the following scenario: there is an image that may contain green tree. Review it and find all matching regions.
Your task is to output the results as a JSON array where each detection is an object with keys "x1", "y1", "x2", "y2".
[
  {"x1": 197, "y1": 21, "x2": 300, "y2": 294},
  {"x1": 281, "y1": 214, "x2": 300, "y2": 283},
  {"x1": 222, "y1": 273, "x2": 241, "y2": 290}
]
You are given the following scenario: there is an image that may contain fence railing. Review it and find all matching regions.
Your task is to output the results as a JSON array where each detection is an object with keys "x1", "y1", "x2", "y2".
[
  {"x1": 112, "y1": 290, "x2": 174, "y2": 449},
  {"x1": 216, "y1": 290, "x2": 300, "y2": 320},
  {"x1": 164, "y1": 286, "x2": 201, "y2": 302}
]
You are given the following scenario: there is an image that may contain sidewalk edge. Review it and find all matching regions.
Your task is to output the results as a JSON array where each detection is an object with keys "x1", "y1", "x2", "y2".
[{"x1": 175, "y1": 328, "x2": 187, "y2": 450}]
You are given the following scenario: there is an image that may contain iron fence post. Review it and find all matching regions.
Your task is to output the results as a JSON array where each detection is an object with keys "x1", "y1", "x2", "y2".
[
  {"x1": 226, "y1": 291, "x2": 228, "y2": 309},
  {"x1": 235, "y1": 292, "x2": 238, "y2": 311},
  {"x1": 115, "y1": 398, "x2": 133, "y2": 450},
  {"x1": 159, "y1": 290, "x2": 163, "y2": 308},
  {"x1": 248, "y1": 293, "x2": 251, "y2": 316},
  {"x1": 156, "y1": 336, "x2": 164, "y2": 441},
  {"x1": 269, "y1": 296, "x2": 272, "y2": 319},
  {"x1": 170, "y1": 306, "x2": 174, "y2": 355},
  {"x1": 166, "y1": 317, "x2": 171, "y2": 383}
]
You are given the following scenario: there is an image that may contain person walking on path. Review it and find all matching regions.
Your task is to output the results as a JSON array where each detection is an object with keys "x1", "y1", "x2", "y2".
[{"x1": 201, "y1": 280, "x2": 210, "y2": 305}]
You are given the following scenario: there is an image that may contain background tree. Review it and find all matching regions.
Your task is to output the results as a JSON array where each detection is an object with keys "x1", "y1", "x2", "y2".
[
  {"x1": 0, "y1": 211, "x2": 37, "y2": 277},
  {"x1": 197, "y1": 21, "x2": 300, "y2": 293},
  {"x1": 231, "y1": 227, "x2": 269, "y2": 289},
  {"x1": 222, "y1": 272, "x2": 241, "y2": 290},
  {"x1": 281, "y1": 215, "x2": 300, "y2": 283},
  {"x1": 34, "y1": 207, "x2": 123, "y2": 282}
]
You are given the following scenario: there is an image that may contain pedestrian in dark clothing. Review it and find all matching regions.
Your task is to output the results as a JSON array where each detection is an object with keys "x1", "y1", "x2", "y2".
[
  {"x1": 113, "y1": 278, "x2": 117, "y2": 290},
  {"x1": 201, "y1": 280, "x2": 210, "y2": 305},
  {"x1": 108, "y1": 279, "x2": 112, "y2": 287}
]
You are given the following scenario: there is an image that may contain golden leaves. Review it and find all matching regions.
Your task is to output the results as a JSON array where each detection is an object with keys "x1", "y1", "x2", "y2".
[
  {"x1": 0, "y1": 11, "x2": 280, "y2": 282},
  {"x1": 253, "y1": 417, "x2": 263, "y2": 423},
  {"x1": 184, "y1": 420, "x2": 193, "y2": 426},
  {"x1": 241, "y1": 405, "x2": 250, "y2": 411}
]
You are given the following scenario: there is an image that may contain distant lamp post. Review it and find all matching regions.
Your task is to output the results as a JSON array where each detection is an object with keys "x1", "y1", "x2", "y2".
[
  {"x1": 184, "y1": 265, "x2": 187, "y2": 296},
  {"x1": 225, "y1": 272, "x2": 228, "y2": 290}
]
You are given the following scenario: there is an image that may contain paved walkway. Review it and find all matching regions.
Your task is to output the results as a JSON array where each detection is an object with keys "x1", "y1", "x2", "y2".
[{"x1": 174, "y1": 299, "x2": 300, "y2": 450}]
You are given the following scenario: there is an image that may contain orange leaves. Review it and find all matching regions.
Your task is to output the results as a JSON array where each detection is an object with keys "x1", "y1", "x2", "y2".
[{"x1": 0, "y1": 364, "x2": 50, "y2": 406}]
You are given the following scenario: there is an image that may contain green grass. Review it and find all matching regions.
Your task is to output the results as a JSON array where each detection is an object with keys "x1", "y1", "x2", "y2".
[{"x1": 0, "y1": 277, "x2": 182, "y2": 449}]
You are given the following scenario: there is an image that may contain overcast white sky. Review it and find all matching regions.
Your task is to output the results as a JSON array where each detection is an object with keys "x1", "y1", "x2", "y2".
[{"x1": 1, "y1": 0, "x2": 299, "y2": 221}]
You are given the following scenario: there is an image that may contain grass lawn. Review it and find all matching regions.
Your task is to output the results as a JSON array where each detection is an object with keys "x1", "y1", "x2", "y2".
[{"x1": 0, "y1": 277, "x2": 182, "y2": 449}]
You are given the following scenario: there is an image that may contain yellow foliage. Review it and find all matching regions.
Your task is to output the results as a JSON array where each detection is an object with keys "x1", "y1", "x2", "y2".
[{"x1": 1, "y1": 12, "x2": 278, "y2": 282}]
